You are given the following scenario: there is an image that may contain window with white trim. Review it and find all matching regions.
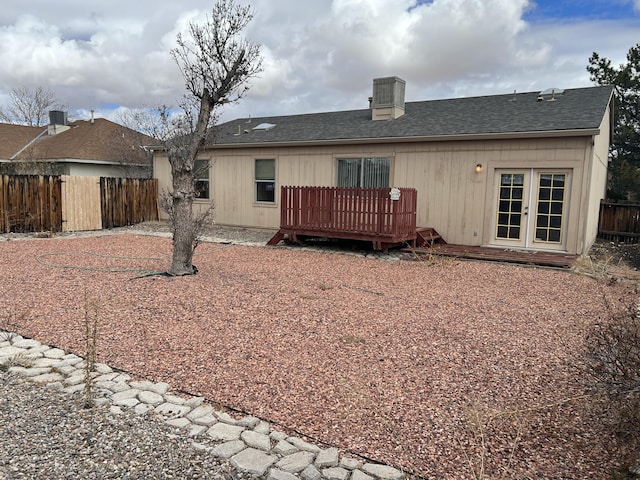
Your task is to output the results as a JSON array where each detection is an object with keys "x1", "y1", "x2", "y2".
[
  {"x1": 255, "y1": 159, "x2": 275, "y2": 203},
  {"x1": 194, "y1": 159, "x2": 210, "y2": 199},
  {"x1": 337, "y1": 157, "x2": 390, "y2": 188}
]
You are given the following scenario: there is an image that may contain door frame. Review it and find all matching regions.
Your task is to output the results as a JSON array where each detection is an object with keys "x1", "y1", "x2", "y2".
[{"x1": 489, "y1": 168, "x2": 571, "y2": 251}]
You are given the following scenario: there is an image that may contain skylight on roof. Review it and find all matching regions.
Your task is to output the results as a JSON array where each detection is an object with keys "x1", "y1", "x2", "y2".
[
  {"x1": 539, "y1": 88, "x2": 564, "y2": 96},
  {"x1": 537, "y1": 88, "x2": 565, "y2": 101},
  {"x1": 252, "y1": 122, "x2": 276, "y2": 131}
]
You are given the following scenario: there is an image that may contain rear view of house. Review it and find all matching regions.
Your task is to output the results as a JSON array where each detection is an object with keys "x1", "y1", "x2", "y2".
[{"x1": 154, "y1": 77, "x2": 614, "y2": 256}]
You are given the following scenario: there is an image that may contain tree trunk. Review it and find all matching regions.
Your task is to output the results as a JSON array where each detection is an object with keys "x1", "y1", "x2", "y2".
[
  {"x1": 166, "y1": 93, "x2": 214, "y2": 276},
  {"x1": 168, "y1": 165, "x2": 196, "y2": 276}
]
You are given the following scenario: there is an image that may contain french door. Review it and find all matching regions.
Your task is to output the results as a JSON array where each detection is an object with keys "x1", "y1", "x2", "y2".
[{"x1": 492, "y1": 169, "x2": 570, "y2": 251}]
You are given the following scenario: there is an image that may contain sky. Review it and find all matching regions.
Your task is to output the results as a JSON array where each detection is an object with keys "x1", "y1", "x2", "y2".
[{"x1": 0, "y1": 0, "x2": 638, "y2": 125}]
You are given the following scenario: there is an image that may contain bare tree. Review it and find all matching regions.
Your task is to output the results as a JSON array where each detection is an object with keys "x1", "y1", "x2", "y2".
[
  {"x1": 165, "y1": 0, "x2": 262, "y2": 276},
  {"x1": 117, "y1": 106, "x2": 175, "y2": 141},
  {"x1": 0, "y1": 86, "x2": 65, "y2": 126}
]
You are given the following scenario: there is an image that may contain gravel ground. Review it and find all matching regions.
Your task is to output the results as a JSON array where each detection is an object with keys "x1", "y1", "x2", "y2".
[
  {"x1": 0, "y1": 372, "x2": 238, "y2": 480},
  {"x1": 587, "y1": 238, "x2": 640, "y2": 270},
  {"x1": 0, "y1": 226, "x2": 637, "y2": 479}
]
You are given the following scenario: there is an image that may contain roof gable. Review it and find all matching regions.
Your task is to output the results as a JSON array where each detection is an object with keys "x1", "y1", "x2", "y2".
[
  {"x1": 210, "y1": 85, "x2": 614, "y2": 147},
  {"x1": 1, "y1": 118, "x2": 156, "y2": 166}
]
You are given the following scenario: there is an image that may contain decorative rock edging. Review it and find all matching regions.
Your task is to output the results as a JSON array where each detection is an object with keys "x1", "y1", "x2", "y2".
[{"x1": 0, "y1": 331, "x2": 405, "y2": 480}]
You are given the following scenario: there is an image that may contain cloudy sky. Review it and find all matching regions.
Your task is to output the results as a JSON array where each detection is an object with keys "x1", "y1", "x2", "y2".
[{"x1": 0, "y1": 0, "x2": 638, "y2": 124}]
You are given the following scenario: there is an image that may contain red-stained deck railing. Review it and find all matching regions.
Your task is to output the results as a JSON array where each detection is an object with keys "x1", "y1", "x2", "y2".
[{"x1": 271, "y1": 186, "x2": 418, "y2": 249}]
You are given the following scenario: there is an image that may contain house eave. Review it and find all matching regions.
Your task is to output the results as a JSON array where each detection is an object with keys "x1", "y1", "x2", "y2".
[
  {"x1": 207, "y1": 128, "x2": 600, "y2": 149},
  {"x1": 11, "y1": 158, "x2": 150, "y2": 167}
]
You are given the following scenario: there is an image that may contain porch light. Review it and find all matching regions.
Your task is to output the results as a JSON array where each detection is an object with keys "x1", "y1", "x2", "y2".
[{"x1": 475, "y1": 163, "x2": 483, "y2": 173}]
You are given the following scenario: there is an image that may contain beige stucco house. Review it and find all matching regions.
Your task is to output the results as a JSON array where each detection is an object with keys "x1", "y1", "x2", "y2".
[{"x1": 154, "y1": 77, "x2": 614, "y2": 255}]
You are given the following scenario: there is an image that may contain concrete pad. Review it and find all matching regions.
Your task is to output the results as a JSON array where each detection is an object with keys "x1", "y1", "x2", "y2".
[
  {"x1": 231, "y1": 448, "x2": 276, "y2": 476},
  {"x1": 138, "y1": 390, "x2": 164, "y2": 407},
  {"x1": 315, "y1": 447, "x2": 339, "y2": 468},
  {"x1": 362, "y1": 464, "x2": 404, "y2": 480},
  {"x1": 351, "y1": 470, "x2": 374, "y2": 480},
  {"x1": 268, "y1": 469, "x2": 299, "y2": 480},
  {"x1": 30, "y1": 372, "x2": 64, "y2": 383},
  {"x1": 322, "y1": 467, "x2": 350, "y2": 480},
  {"x1": 301, "y1": 464, "x2": 322, "y2": 480},
  {"x1": 273, "y1": 440, "x2": 298, "y2": 456},
  {"x1": 186, "y1": 405, "x2": 214, "y2": 420},
  {"x1": 276, "y1": 451, "x2": 316, "y2": 473},
  {"x1": 207, "y1": 423, "x2": 245, "y2": 441},
  {"x1": 241, "y1": 430, "x2": 271, "y2": 452},
  {"x1": 43, "y1": 348, "x2": 66, "y2": 359},
  {"x1": 0, "y1": 346, "x2": 26, "y2": 357},
  {"x1": 212, "y1": 440, "x2": 246, "y2": 459},
  {"x1": 154, "y1": 402, "x2": 191, "y2": 418}
]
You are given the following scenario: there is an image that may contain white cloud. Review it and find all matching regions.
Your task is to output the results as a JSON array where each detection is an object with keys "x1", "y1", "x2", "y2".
[{"x1": 0, "y1": 0, "x2": 637, "y2": 124}]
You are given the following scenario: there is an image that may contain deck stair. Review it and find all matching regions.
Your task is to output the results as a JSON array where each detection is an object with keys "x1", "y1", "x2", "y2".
[{"x1": 415, "y1": 227, "x2": 446, "y2": 247}]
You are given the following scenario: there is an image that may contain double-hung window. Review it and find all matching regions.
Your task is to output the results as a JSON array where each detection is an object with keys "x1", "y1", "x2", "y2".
[
  {"x1": 337, "y1": 157, "x2": 391, "y2": 188},
  {"x1": 194, "y1": 159, "x2": 210, "y2": 199},
  {"x1": 255, "y1": 159, "x2": 275, "y2": 203}
]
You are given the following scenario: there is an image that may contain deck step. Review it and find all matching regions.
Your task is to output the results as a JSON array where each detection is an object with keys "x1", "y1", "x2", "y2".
[
  {"x1": 266, "y1": 231, "x2": 284, "y2": 246},
  {"x1": 415, "y1": 227, "x2": 446, "y2": 247}
]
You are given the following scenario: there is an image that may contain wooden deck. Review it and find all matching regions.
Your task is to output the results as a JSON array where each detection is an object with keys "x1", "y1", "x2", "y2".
[
  {"x1": 268, "y1": 186, "x2": 419, "y2": 250},
  {"x1": 403, "y1": 244, "x2": 578, "y2": 268}
]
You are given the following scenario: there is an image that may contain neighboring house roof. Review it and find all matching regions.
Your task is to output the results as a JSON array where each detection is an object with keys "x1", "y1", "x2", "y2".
[
  {"x1": 0, "y1": 118, "x2": 155, "y2": 166},
  {"x1": 0, "y1": 123, "x2": 45, "y2": 159},
  {"x1": 210, "y1": 85, "x2": 614, "y2": 147}
]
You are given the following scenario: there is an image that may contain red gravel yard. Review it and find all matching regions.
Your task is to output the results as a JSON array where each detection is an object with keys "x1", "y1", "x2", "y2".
[{"x1": 0, "y1": 234, "x2": 634, "y2": 478}]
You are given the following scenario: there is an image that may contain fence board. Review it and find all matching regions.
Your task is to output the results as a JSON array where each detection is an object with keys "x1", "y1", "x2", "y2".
[
  {"x1": 101, "y1": 177, "x2": 159, "y2": 228},
  {"x1": 61, "y1": 175, "x2": 101, "y2": 232},
  {"x1": 1, "y1": 174, "x2": 158, "y2": 233},
  {"x1": 598, "y1": 200, "x2": 640, "y2": 243},
  {"x1": 0, "y1": 175, "x2": 62, "y2": 233}
]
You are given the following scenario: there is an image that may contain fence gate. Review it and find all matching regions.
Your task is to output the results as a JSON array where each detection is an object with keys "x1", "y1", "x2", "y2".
[{"x1": 61, "y1": 175, "x2": 102, "y2": 232}]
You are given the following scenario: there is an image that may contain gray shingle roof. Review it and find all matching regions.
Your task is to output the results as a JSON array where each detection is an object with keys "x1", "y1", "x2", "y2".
[{"x1": 210, "y1": 85, "x2": 614, "y2": 147}]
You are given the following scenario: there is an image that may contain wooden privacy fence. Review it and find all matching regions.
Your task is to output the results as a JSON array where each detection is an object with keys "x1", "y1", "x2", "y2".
[
  {"x1": 101, "y1": 177, "x2": 159, "y2": 229},
  {"x1": 598, "y1": 200, "x2": 640, "y2": 243},
  {"x1": 0, "y1": 174, "x2": 158, "y2": 233},
  {"x1": 1, "y1": 175, "x2": 62, "y2": 232},
  {"x1": 271, "y1": 186, "x2": 418, "y2": 250}
]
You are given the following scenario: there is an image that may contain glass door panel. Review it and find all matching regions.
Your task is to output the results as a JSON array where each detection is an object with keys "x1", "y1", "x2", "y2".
[
  {"x1": 491, "y1": 169, "x2": 569, "y2": 251},
  {"x1": 494, "y1": 172, "x2": 528, "y2": 247},
  {"x1": 533, "y1": 173, "x2": 566, "y2": 245}
]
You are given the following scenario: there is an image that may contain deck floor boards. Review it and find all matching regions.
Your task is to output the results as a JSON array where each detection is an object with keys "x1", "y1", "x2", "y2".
[{"x1": 404, "y1": 244, "x2": 578, "y2": 268}]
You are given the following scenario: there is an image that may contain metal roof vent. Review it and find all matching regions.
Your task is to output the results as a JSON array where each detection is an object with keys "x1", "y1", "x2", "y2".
[
  {"x1": 49, "y1": 110, "x2": 67, "y2": 125},
  {"x1": 537, "y1": 88, "x2": 565, "y2": 102},
  {"x1": 371, "y1": 76, "x2": 406, "y2": 121},
  {"x1": 47, "y1": 110, "x2": 70, "y2": 136}
]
